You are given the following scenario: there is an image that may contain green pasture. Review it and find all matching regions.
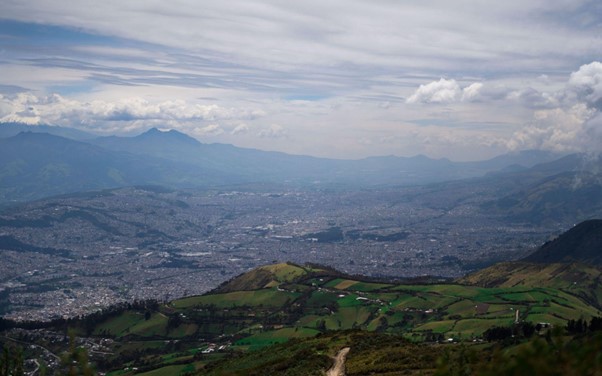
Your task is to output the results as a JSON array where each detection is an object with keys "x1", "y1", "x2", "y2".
[
  {"x1": 93, "y1": 311, "x2": 145, "y2": 337},
  {"x1": 126, "y1": 313, "x2": 169, "y2": 337},
  {"x1": 383, "y1": 311, "x2": 409, "y2": 327},
  {"x1": 446, "y1": 300, "x2": 480, "y2": 318},
  {"x1": 135, "y1": 363, "x2": 197, "y2": 376},
  {"x1": 414, "y1": 320, "x2": 456, "y2": 333},
  {"x1": 168, "y1": 323, "x2": 198, "y2": 338},
  {"x1": 306, "y1": 290, "x2": 339, "y2": 308},
  {"x1": 172, "y1": 288, "x2": 299, "y2": 309},
  {"x1": 394, "y1": 295, "x2": 432, "y2": 310},
  {"x1": 337, "y1": 293, "x2": 364, "y2": 307},
  {"x1": 335, "y1": 306, "x2": 375, "y2": 328},
  {"x1": 347, "y1": 281, "x2": 394, "y2": 292},
  {"x1": 235, "y1": 327, "x2": 320, "y2": 349},
  {"x1": 324, "y1": 278, "x2": 356, "y2": 289},
  {"x1": 453, "y1": 318, "x2": 513, "y2": 336},
  {"x1": 262, "y1": 263, "x2": 311, "y2": 282}
]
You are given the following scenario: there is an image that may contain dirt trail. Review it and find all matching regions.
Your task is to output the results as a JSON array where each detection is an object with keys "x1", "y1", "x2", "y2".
[{"x1": 327, "y1": 347, "x2": 351, "y2": 376}]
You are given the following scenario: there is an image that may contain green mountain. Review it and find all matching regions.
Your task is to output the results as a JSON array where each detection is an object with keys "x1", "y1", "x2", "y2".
[
  {"x1": 2, "y1": 245, "x2": 602, "y2": 375},
  {"x1": 457, "y1": 262, "x2": 602, "y2": 309},
  {"x1": 212, "y1": 263, "x2": 340, "y2": 293},
  {"x1": 458, "y1": 220, "x2": 602, "y2": 308},
  {"x1": 15, "y1": 260, "x2": 591, "y2": 375}
]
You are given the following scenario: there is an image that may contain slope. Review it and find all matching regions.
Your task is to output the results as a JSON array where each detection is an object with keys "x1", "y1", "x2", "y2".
[
  {"x1": 458, "y1": 220, "x2": 602, "y2": 308},
  {"x1": 457, "y1": 262, "x2": 602, "y2": 309},
  {"x1": 4, "y1": 260, "x2": 602, "y2": 375},
  {"x1": 523, "y1": 219, "x2": 602, "y2": 264},
  {"x1": 481, "y1": 155, "x2": 602, "y2": 224},
  {"x1": 213, "y1": 263, "x2": 333, "y2": 293},
  {"x1": 78, "y1": 263, "x2": 601, "y2": 345}
]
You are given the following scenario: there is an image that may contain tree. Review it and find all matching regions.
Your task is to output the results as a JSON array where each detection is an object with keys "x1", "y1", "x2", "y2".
[
  {"x1": 60, "y1": 331, "x2": 95, "y2": 376},
  {"x1": 590, "y1": 316, "x2": 602, "y2": 332},
  {"x1": 436, "y1": 330, "x2": 602, "y2": 376},
  {"x1": 0, "y1": 345, "x2": 24, "y2": 376}
]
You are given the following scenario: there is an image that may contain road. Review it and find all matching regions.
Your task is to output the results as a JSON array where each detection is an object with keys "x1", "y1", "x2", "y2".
[{"x1": 327, "y1": 347, "x2": 351, "y2": 376}]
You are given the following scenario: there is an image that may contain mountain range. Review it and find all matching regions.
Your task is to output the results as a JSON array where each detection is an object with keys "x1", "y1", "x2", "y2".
[{"x1": 0, "y1": 122, "x2": 583, "y2": 204}]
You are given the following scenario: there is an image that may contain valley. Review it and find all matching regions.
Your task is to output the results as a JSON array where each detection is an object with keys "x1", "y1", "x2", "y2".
[
  {"x1": 0, "y1": 185, "x2": 558, "y2": 321},
  {"x1": 2, "y1": 259, "x2": 602, "y2": 375},
  {"x1": 1, "y1": 3, "x2": 601, "y2": 373}
]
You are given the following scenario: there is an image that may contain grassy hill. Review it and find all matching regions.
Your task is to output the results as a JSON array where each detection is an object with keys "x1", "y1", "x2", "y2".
[
  {"x1": 459, "y1": 220, "x2": 602, "y2": 309},
  {"x1": 29, "y1": 261, "x2": 594, "y2": 375},
  {"x1": 101, "y1": 262, "x2": 601, "y2": 344},
  {"x1": 457, "y1": 262, "x2": 602, "y2": 310},
  {"x1": 212, "y1": 263, "x2": 333, "y2": 293},
  {"x1": 2, "y1": 260, "x2": 602, "y2": 375}
]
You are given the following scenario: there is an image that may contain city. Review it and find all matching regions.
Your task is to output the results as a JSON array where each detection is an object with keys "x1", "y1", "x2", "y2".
[{"x1": 0, "y1": 185, "x2": 562, "y2": 322}]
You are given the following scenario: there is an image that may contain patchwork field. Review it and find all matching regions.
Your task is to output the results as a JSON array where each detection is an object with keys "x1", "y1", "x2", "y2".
[{"x1": 67, "y1": 263, "x2": 602, "y2": 375}]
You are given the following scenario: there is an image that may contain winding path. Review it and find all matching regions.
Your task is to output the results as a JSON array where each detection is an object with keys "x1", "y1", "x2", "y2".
[{"x1": 327, "y1": 347, "x2": 351, "y2": 376}]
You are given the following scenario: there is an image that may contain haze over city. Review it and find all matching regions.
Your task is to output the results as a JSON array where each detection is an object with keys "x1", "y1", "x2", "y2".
[{"x1": 1, "y1": 0, "x2": 601, "y2": 161}]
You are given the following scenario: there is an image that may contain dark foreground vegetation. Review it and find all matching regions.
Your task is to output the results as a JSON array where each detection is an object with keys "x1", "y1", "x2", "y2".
[{"x1": 3, "y1": 325, "x2": 602, "y2": 376}]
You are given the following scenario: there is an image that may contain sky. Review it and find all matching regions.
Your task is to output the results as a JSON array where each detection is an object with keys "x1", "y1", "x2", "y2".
[{"x1": 0, "y1": 0, "x2": 601, "y2": 161}]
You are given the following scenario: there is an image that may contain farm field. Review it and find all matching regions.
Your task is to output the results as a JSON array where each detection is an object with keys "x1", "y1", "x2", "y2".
[{"x1": 43, "y1": 262, "x2": 602, "y2": 375}]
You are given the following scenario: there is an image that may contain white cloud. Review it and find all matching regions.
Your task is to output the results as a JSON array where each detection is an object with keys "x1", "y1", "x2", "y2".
[
  {"x1": 461, "y1": 83, "x2": 483, "y2": 102},
  {"x1": 0, "y1": 93, "x2": 265, "y2": 134},
  {"x1": 258, "y1": 124, "x2": 287, "y2": 139},
  {"x1": 508, "y1": 62, "x2": 602, "y2": 154},
  {"x1": 3, "y1": 0, "x2": 599, "y2": 75},
  {"x1": 581, "y1": 112, "x2": 602, "y2": 155},
  {"x1": 0, "y1": 2, "x2": 600, "y2": 160},
  {"x1": 0, "y1": 92, "x2": 43, "y2": 125},
  {"x1": 568, "y1": 61, "x2": 602, "y2": 109},
  {"x1": 195, "y1": 124, "x2": 223, "y2": 136},
  {"x1": 406, "y1": 79, "x2": 461, "y2": 104},
  {"x1": 406, "y1": 79, "x2": 482, "y2": 104},
  {"x1": 508, "y1": 104, "x2": 594, "y2": 152},
  {"x1": 231, "y1": 123, "x2": 250, "y2": 135},
  {"x1": 506, "y1": 87, "x2": 561, "y2": 109}
]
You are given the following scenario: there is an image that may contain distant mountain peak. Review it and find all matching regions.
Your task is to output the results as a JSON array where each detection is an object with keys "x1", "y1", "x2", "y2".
[
  {"x1": 0, "y1": 122, "x2": 95, "y2": 140},
  {"x1": 137, "y1": 127, "x2": 200, "y2": 145}
]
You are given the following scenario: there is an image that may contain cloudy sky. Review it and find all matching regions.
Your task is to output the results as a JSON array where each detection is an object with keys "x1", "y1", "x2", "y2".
[{"x1": 0, "y1": 0, "x2": 601, "y2": 160}]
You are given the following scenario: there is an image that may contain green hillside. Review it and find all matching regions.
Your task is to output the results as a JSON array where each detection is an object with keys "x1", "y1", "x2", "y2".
[
  {"x1": 458, "y1": 220, "x2": 602, "y2": 309},
  {"x1": 28, "y1": 261, "x2": 595, "y2": 375},
  {"x1": 212, "y1": 263, "x2": 330, "y2": 293},
  {"x1": 150, "y1": 263, "x2": 599, "y2": 344},
  {"x1": 457, "y1": 262, "x2": 602, "y2": 309},
  {"x1": 2, "y1": 260, "x2": 602, "y2": 375}
]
